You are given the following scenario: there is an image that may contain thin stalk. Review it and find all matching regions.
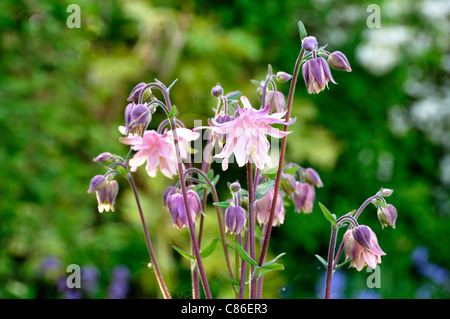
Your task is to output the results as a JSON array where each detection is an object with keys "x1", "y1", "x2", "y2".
[
  {"x1": 258, "y1": 47, "x2": 305, "y2": 266},
  {"x1": 325, "y1": 226, "x2": 338, "y2": 299},
  {"x1": 238, "y1": 233, "x2": 249, "y2": 299},
  {"x1": 170, "y1": 120, "x2": 212, "y2": 299},
  {"x1": 127, "y1": 173, "x2": 171, "y2": 299},
  {"x1": 246, "y1": 162, "x2": 257, "y2": 299}
]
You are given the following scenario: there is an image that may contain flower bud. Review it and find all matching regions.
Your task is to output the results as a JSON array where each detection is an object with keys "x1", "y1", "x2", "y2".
[
  {"x1": 127, "y1": 82, "x2": 147, "y2": 101},
  {"x1": 93, "y1": 152, "x2": 114, "y2": 164},
  {"x1": 87, "y1": 175, "x2": 106, "y2": 193},
  {"x1": 381, "y1": 188, "x2": 394, "y2": 197},
  {"x1": 275, "y1": 71, "x2": 293, "y2": 83},
  {"x1": 224, "y1": 205, "x2": 247, "y2": 234},
  {"x1": 211, "y1": 83, "x2": 224, "y2": 97},
  {"x1": 292, "y1": 182, "x2": 315, "y2": 213},
  {"x1": 377, "y1": 204, "x2": 397, "y2": 229},
  {"x1": 303, "y1": 167, "x2": 324, "y2": 188},
  {"x1": 301, "y1": 36, "x2": 318, "y2": 52},
  {"x1": 327, "y1": 51, "x2": 352, "y2": 72},
  {"x1": 229, "y1": 182, "x2": 241, "y2": 193}
]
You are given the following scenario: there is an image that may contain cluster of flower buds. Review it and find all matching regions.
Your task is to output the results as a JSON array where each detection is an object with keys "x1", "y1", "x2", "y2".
[
  {"x1": 300, "y1": 36, "x2": 352, "y2": 94},
  {"x1": 163, "y1": 186, "x2": 202, "y2": 230},
  {"x1": 87, "y1": 175, "x2": 119, "y2": 213}
]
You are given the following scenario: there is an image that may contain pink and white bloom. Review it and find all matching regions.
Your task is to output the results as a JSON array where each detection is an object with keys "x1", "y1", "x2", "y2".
[
  {"x1": 120, "y1": 128, "x2": 199, "y2": 179},
  {"x1": 343, "y1": 225, "x2": 386, "y2": 271},
  {"x1": 204, "y1": 96, "x2": 295, "y2": 170}
]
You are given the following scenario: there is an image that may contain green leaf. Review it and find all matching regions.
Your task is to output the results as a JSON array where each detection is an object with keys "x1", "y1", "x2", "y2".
[
  {"x1": 220, "y1": 271, "x2": 240, "y2": 287},
  {"x1": 255, "y1": 180, "x2": 275, "y2": 200},
  {"x1": 315, "y1": 254, "x2": 328, "y2": 269},
  {"x1": 298, "y1": 21, "x2": 307, "y2": 40},
  {"x1": 283, "y1": 166, "x2": 298, "y2": 176},
  {"x1": 172, "y1": 245, "x2": 194, "y2": 260},
  {"x1": 260, "y1": 166, "x2": 279, "y2": 178},
  {"x1": 226, "y1": 91, "x2": 242, "y2": 101},
  {"x1": 200, "y1": 238, "x2": 218, "y2": 258},
  {"x1": 334, "y1": 258, "x2": 351, "y2": 271},
  {"x1": 254, "y1": 263, "x2": 284, "y2": 279},
  {"x1": 168, "y1": 105, "x2": 178, "y2": 119},
  {"x1": 318, "y1": 202, "x2": 337, "y2": 227},
  {"x1": 262, "y1": 252, "x2": 286, "y2": 268},
  {"x1": 234, "y1": 241, "x2": 258, "y2": 267},
  {"x1": 213, "y1": 201, "x2": 232, "y2": 208},
  {"x1": 372, "y1": 198, "x2": 388, "y2": 208}
]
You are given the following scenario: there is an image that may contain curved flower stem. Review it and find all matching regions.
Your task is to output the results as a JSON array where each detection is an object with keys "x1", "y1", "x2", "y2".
[
  {"x1": 246, "y1": 162, "x2": 257, "y2": 299},
  {"x1": 127, "y1": 172, "x2": 171, "y2": 299},
  {"x1": 325, "y1": 226, "x2": 338, "y2": 299},
  {"x1": 332, "y1": 190, "x2": 382, "y2": 269},
  {"x1": 258, "y1": 47, "x2": 305, "y2": 267}
]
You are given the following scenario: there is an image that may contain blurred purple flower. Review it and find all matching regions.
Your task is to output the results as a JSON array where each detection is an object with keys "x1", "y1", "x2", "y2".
[{"x1": 107, "y1": 265, "x2": 131, "y2": 299}]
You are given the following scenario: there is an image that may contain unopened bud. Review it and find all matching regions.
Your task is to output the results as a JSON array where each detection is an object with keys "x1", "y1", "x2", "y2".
[
  {"x1": 377, "y1": 204, "x2": 397, "y2": 229},
  {"x1": 211, "y1": 83, "x2": 223, "y2": 97},
  {"x1": 352, "y1": 225, "x2": 372, "y2": 250},
  {"x1": 93, "y1": 152, "x2": 114, "y2": 164},
  {"x1": 276, "y1": 71, "x2": 293, "y2": 83},
  {"x1": 303, "y1": 168, "x2": 324, "y2": 188},
  {"x1": 327, "y1": 51, "x2": 352, "y2": 72},
  {"x1": 127, "y1": 82, "x2": 147, "y2": 101},
  {"x1": 88, "y1": 175, "x2": 106, "y2": 193},
  {"x1": 381, "y1": 188, "x2": 394, "y2": 197},
  {"x1": 229, "y1": 182, "x2": 241, "y2": 193},
  {"x1": 301, "y1": 36, "x2": 318, "y2": 52}
]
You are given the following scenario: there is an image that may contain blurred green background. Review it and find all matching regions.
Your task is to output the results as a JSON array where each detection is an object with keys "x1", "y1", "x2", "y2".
[{"x1": 1, "y1": 0, "x2": 449, "y2": 299}]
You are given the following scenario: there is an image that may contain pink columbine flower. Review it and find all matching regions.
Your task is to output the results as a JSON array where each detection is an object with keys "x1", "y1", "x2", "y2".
[
  {"x1": 343, "y1": 225, "x2": 386, "y2": 271},
  {"x1": 255, "y1": 187, "x2": 285, "y2": 226},
  {"x1": 203, "y1": 96, "x2": 295, "y2": 171},
  {"x1": 120, "y1": 128, "x2": 199, "y2": 179},
  {"x1": 292, "y1": 182, "x2": 315, "y2": 213}
]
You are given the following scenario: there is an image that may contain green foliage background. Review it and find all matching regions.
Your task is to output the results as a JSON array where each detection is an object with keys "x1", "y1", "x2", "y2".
[{"x1": 0, "y1": 0, "x2": 449, "y2": 298}]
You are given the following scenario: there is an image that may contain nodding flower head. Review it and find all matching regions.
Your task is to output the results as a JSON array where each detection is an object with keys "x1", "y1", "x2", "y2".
[
  {"x1": 377, "y1": 204, "x2": 397, "y2": 229},
  {"x1": 119, "y1": 102, "x2": 151, "y2": 137},
  {"x1": 224, "y1": 205, "x2": 247, "y2": 235},
  {"x1": 303, "y1": 167, "x2": 324, "y2": 188},
  {"x1": 88, "y1": 177, "x2": 118, "y2": 213},
  {"x1": 165, "y1": 190, "x2": 202, "y2": 230},
  {"x1": 127, "y1": 82, "x2": 147, "y2": 102},
  {"x1": 292, "y1": 182, "x2": 315, "y2": 214},
  {"x1": 343, "y1": 225, "x2": 386, "y2": 271},
  {"x1": 255, "y1": 187, "x2": 285, "y2": 226},
  {"x1": 302, "y1": 57, "x2": 337, "y2": 94},
  {"x1": 265, "y1": 91, "x2": 286, "y2": 114}
]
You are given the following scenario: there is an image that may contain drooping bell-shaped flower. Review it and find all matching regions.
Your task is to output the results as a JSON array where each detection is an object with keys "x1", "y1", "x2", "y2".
[
  {"x1": 265, "y1": 91, "x2": 286, "y2": 114},
  {"x1": 255, "y1": 187, "x2": 285, "y2": 226},
  {"x1": 292, "y1": 182, "x2": 315, "y2": 213},
  {"x1": 119, "y1": 102, "x2": 151, "y2": 137},
  {"x1": 165, "y1": 190, "x2": 202, "y2": 230},
  {"x1": 87, "y1": 178, "x2": 118, "y2": 213},
  {"x1": 343, "y1": 225, "x2": 386, "y2": 271},
  {"x1": 302, "y1": 57, "x2": 337, "y2": 94},
  {"x1": 224, "y1": 205, "x2": 247, "y2": 235},
  {"x1": 302, "y1": 167, "x2": 324, "y2": 188}
]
